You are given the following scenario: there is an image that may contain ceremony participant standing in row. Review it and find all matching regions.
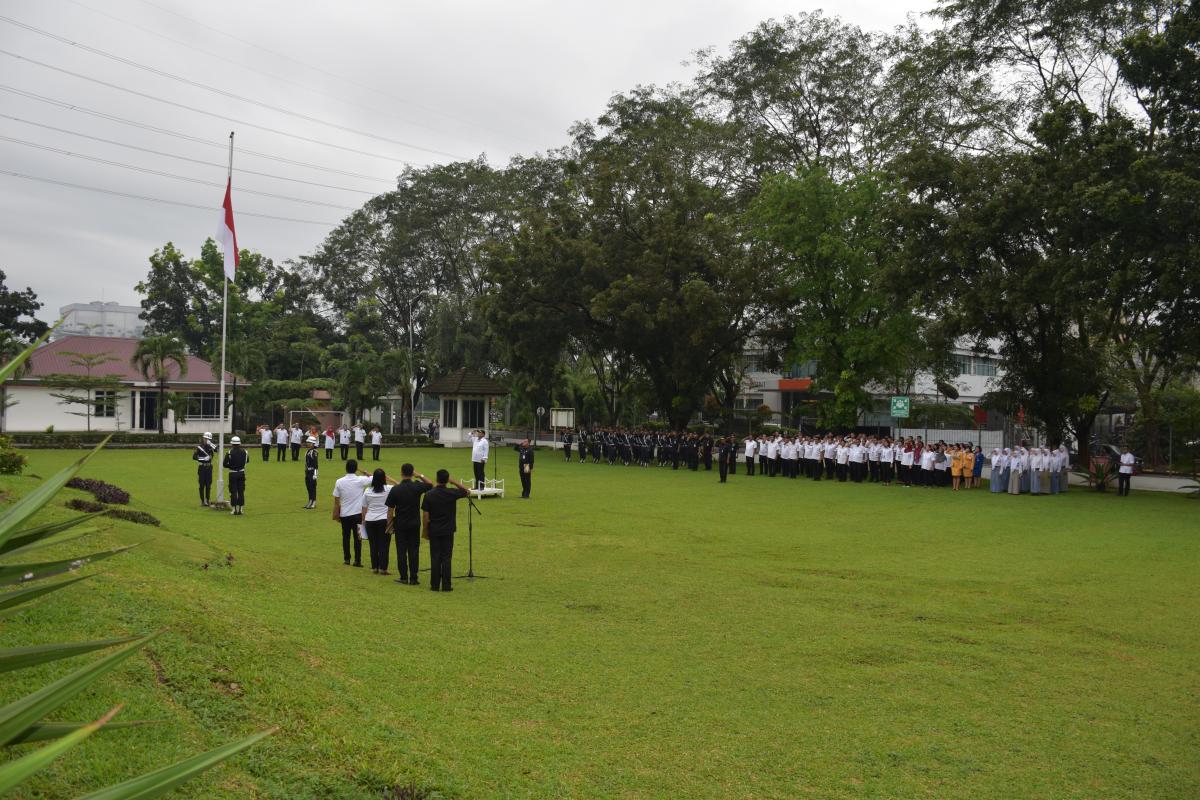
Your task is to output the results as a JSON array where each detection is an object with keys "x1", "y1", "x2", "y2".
[
  {"x1": 516, "y1": 438, "x2": 534, "y2": 498},
  {"x1": 192, "y1": 431, "x2": 215, "y2": 506},
  {"x1": 1118, "y1": 446, "x2": 1135, "y2": 496},
  {"x1": 470, "y1": 429, "x2": 489, "y2": 490},
  {"x1": 303, "y1": 435, "x2": 320, "y2": 509},
  {"x1": 422, "y1": 470, "x2": 470, "y2": 592},
  {"x1": 385, "y1": 464, "x2": 432, "y2": 585},
  {"x1": 259, "y1": 425, "x2": 271, "y2": 462},
  {"x1": 290, "y1": 423, "x2": 302, "y2": 461},
  {"x1": 324, "y1": 427, "x2": 336, "y2": 460},
  {"x1": 332, "y1": 460, "x2": 370, "y2": 567},
  {"x1": 223, "y1": 436, "x2": 248, "y2": 515},
  {"x1": 339, "y1": 425, "x2": 350, "y2": 459},
  {"x1": 718, "y1": 436, "x2": 733, "y2": 483},
  {"x1": 354, "y1": 423, "x2": 366, "y2": 461},
  {"x1": 361, "y1": 468, "x2": 398, "y2": 574},
  {"x1": 274, "y1": 424, "x2": 287, "y2": 462},
  {"x1": 371, "y1": 427, "x2": 383, "y2": 460}
]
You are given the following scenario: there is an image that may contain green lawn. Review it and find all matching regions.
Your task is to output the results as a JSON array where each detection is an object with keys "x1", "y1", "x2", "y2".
[{"x1": 2, "y1": 448, "x2": 1198, "y2": 799}]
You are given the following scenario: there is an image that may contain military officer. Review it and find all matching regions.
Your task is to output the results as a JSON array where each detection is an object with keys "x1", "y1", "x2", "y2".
[
  {"x1": 192, "y1": 431, "x2": 215, "y2": 506},
  {"x1": 222, "y1": 435, "x2": 249, "y2": 515}
]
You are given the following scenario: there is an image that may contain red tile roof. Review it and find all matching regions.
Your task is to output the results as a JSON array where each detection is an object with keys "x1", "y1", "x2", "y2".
[{"x1": 16, "y1": 336, "x2": 240, "y2": 385}]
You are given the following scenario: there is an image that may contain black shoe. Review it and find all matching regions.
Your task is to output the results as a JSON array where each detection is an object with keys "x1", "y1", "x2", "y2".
[
  {"x1": 430, "y1": 586, "x2": 440, "y2": 592},
  {"x1": 395, "y1": 578, "x2": 408, "y2": 584},
  {"x1": 409, "y1": 579, "x2": 419, "y2": 586},
  {"x1": 442, "y1": 586, "x2": 453, "y2": 592},
  {"x1": 353, "y1": 563, "x2": 363, "y2": 568},
  {"x1": 344, "y1": 560, "x2": 351, "y2": 566}
]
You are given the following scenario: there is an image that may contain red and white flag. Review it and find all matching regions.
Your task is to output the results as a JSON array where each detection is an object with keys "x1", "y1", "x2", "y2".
[{"x1": 216, "y1": 178, "x2": 239, "y2": 281}]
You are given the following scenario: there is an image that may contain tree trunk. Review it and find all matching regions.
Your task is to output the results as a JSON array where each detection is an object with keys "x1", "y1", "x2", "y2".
[{"x1": 158, "y1": 376, "x2": 165, "y2": 435}]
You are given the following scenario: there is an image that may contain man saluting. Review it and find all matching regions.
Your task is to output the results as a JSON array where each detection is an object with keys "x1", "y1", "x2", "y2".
[
  {"x1": 192, "y1": 431, "x2": 215, "y2": 506},
  {"x1": 515, "y1": 438, "x2": 534, "y2": 498}
]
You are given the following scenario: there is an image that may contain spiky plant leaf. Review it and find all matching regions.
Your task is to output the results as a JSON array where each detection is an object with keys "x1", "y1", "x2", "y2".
[
  {"x1": 0, "y1": 632, "x2": 160, "y2": 746},
  {"x1": 1, "y1": 513, "x2": 103, "y2": 556},
  {"x1": 0, "y1": 636, "x2": 138, "y2": 673},
  {"x1": 0, "y1": 438, "x2": 111, "y2": 551},
  {"x1": 0, "y1": 544, "x2": 138, "y2": 587},
  {"x1": 0, "y1": 706, "x2": 119, "y2": 794},
  {"x1": 0, "y1": 575, "x2": 91, "y2": 613}
]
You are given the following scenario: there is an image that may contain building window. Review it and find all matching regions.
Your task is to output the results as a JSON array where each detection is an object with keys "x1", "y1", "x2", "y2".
[
  {"x1": 973, "y1": 358, "x2": 997, "y2": 377},
  {"x1": 442, "y1": 399, "x2": 457, "y2": 428},
  {"x1": 953, "y1": 354, "x2": 998, "y2": 377},
  {"x1": 94, "y1": 390, "x2": 117, "y2": 418},
  {"x1": 735, "y1": 394, "x2": 764, "y2": 411},
  {"x1": 182, "y1": 392, "x2": 221, "y2": 419},
  {"x1": 462, "y1": 399, "x2": 484, "y2": 429}
]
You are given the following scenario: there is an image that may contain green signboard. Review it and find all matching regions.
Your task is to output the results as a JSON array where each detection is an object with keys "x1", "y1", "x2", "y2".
[{"x1": 890, "y1": 396, "x2": 911, "y2": 418}]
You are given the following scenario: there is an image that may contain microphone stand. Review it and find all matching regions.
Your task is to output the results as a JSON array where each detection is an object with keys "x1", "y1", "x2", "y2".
[{"x1": 456, "y1": 495, "x2": 488, "y2": 580}]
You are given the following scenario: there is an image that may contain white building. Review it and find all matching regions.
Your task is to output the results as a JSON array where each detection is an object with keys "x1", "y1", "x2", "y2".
[
  {"x1": 53, "y1": 302, "x2": 146, "y2": 340},
  {"x1": 2, "y1": 335, "x2": 239, "y2": 434},
  {"x1": 737, "y1": 344, "x2": 1006, "y2": 428}
]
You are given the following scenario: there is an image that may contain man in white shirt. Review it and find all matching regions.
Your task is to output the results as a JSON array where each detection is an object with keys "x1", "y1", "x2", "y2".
[
  {"x1": 353, "y1": 423, "x2": 366, "y2": 461},
  {"x1": 1118, "y1": 446, "x2": 1135, "y2": 496},
  {"x1": 259, "y1": 425, "x2": 272, "y2": 462},
  {"x1": 766, "y1": 436, "x2": 780, "y2": 477},
  {"x1": 743, "y1": 435, "x2": 757, "y2": 476},
  {"x1": 331, "y1": 459, "x2": 371, "y2": 567},
  {"x1": 289, "y1": 424, "x2": 303, "y2": 461},
  {"x1": 471, "y1": 429, "x2": 489, "y2": 490},
  {"x1": 274, "y1": 424, "x2": 287, "y2": 462},
  {"x1": 338, "y1": 425, "x2": 350, "y2": 459}
]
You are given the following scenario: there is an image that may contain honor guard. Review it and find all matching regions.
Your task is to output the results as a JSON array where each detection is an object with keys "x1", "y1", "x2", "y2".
[
  {"x1": 193, "y1": 432, "x2": 215, "y2": 506},
  {"x1": 303, "y1": 436, "x2": 320, "y2": 509},
  {"x1": 223, "y1": 435, "x2": 249, "y2": 515}
]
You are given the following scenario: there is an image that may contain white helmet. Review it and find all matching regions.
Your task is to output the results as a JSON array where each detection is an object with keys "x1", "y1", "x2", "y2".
[
  {"x1": 230, "y1": 436, "x2": 242, "y2": 444},
  {"x1": 202, "y1": 432, "x2": 213, "y2": 440}
]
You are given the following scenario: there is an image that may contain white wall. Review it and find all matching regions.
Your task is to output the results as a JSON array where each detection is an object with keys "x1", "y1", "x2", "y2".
[{"x1": 2, "y1": 385, "x2": 229, "y2": 434}]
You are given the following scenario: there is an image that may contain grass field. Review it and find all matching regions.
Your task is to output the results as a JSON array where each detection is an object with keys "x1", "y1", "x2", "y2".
[{"x1": 2, "y1": 447, "x2": 1198, "y2": 799}]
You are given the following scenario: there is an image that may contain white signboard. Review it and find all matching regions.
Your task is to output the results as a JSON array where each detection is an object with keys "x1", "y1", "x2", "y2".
[{"x1": 550, "y1": 407, "x2": 575, "y2": 429}]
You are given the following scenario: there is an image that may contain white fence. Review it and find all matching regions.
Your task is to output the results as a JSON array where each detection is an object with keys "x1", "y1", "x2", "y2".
[{"x1": 895, "y1": 428, "x2": 1006, "y2": 450}]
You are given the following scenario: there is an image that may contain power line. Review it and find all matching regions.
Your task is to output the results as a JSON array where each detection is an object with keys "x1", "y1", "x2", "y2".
[
  {"x1": 0, "y1": 113, "x2": 377, "y2": 195},
  {"x1": 0, "y1": 84, "x2": 395, "y2": 183},
  {"x1": 57, "y1": 0, "x2": 474, "y2": 147},
  {"x1": 129, "y1": 0, "x2": 533, "y2": 147},
  {"x1": 0, "y1": 14, "x2": 467, "y2": 160},
  {"x1": 0, "y1": 48, "x2": 419, "y2": 165},
  {"x1": 0, "y1": 133, "x2": 358, "y2": 210},
  {"x1": 0, "y1": 169, "x2": 340, "y2": 226}
]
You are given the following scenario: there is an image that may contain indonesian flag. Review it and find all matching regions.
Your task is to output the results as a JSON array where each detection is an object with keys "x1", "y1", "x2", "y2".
[{"x1": 216, "y1": 178, "x2": 238, "y2": 281}]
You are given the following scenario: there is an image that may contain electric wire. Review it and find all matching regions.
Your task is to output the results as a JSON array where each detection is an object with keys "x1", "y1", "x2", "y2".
[
  {"x1": 0, "y1": 84, "x2": 395, "y2": 183},
  {"x1": 57, "y1": 0, "x2": 471, "y2": 146},
  {"x1": 129, "y1": 0, "x2": 528, "y2": 146},
  {"x1": 0, "y1": 169, "x2": 340, "y2": 226},
  {"x1": 0, "y1": 115, "x2": 376, "y2": 196},
  {"x1": 0, "y1": 14, "x2": 466, "y2": 160},
  {"x1": 0, "y1": 48, "x2": 417, "y2": 165},
  {"x1": 0, "y1": 134, "x2": 357, "y2": 210}
]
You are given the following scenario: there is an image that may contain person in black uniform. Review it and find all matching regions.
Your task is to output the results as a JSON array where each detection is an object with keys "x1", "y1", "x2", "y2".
[
  {"x1": 193, "y1": 431, "x2": 215, "y2": 506},
  {"x1": 717, "y1": 436, "x2": 732, "y2": 483},
  {"x1": 515, "y1": 438, "x2": 534, "y2": 498},
  {"x1": 421, "y1": 469, "x2": 470, "y2": 592},
  {"x1": 385, "y1": 463, "x2": 433, "y2": 585},
  {"x1": 562, "y1": 430, "x2": 573, "y2": 462},
  {"x1": 303, "y1": 435, "x2": 320, "y2": 509},
  {"x1": 222, "y1": 435, "x2": 248, "y2": 515}
]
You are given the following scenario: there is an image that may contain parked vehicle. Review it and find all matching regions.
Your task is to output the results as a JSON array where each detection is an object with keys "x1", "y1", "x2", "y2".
[{"x1": 1092, "y1": 443, "x2": 1144, "y2": 473}]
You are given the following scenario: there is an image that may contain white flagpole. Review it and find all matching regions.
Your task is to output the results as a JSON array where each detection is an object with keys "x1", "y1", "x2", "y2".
[{"x1": 215, "y1": 131, "x2": 234, "y2": 505}]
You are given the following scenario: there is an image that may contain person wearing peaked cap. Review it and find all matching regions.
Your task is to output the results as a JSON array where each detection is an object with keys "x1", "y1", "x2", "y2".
[
  {"x1": 192, "y1": 431, "x2": 216, "y2": 507},
  {"x1": 223, "y1": 435, "x2": 249, "y2": 514},
  {"x1": 303, "y1": 435, "x2": 320, "y2": 509}
]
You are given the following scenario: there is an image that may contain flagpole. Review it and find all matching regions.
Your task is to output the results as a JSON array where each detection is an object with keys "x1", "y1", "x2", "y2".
[{"x1": 215, "y1": 131, "x2": 234, "y2": 506}]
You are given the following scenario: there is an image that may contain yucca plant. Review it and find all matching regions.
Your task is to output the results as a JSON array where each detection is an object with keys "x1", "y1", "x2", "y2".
[
  {"x1": 1073, "y1": 458, "x2": 1118, "y2": 492},
  {"x1": 0, "y1": 329, "x2": 271, "y2": 796}
]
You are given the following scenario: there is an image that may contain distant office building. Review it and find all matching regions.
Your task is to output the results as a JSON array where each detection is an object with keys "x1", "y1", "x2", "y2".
[{"x1": 54, "y1": 302, "x2": 145, "y2": 340}]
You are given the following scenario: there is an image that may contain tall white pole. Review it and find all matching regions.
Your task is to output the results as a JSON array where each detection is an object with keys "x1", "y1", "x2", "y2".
[{"x1": 215, "y1": 131, "x2": 234, "y2": 505}]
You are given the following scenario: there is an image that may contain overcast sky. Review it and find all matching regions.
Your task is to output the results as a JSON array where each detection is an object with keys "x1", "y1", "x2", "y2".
[{"x1": 1, "y1": 0, "x2": 930, "y2": 319}]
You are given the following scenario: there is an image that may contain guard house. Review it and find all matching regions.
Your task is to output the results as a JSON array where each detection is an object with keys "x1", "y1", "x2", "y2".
[{"x1": 422, "y1": 369, "x2": 508, "y2": 448}]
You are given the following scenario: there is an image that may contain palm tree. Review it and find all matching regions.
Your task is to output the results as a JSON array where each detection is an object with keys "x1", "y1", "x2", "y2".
[{"x1": 131, "y1": 335, "x2": 188, "y2": 434}]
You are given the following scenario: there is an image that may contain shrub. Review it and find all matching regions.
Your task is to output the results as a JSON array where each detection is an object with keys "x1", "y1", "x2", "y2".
[
  {"x1": 65, "y1": 498, "x2": 106, "y2": 513},
  {"x1": 0, "y1": 433, "x2": 26, "y2": 474},
  {"x1": 104, "y1": 508, "x2": 161, "y2": 526},
  {"x1": 65, "y1": 477, "x2": 131, "y2": 505}
]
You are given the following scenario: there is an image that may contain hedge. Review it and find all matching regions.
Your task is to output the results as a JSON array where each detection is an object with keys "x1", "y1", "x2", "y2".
[{"x1": 7, "y1": 431, "x2": 440, "y2": 449}]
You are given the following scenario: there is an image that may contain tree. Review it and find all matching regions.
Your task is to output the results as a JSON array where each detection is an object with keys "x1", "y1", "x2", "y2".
[
  {"x1": 750, "y1": 167, "x2": 927, "y2": 428},
  {"x1": 44, "y1": 350, "x2": 121, "y2": 432},
  {"x1": 165, "y1": 391, "x2": 189, "y2": 435},
  {"x1": 0, "y1": 269, "x2": 49, "y2": 343},
  {"x1": 131, "y1": 336, "x2": 188, "y2": 434}
]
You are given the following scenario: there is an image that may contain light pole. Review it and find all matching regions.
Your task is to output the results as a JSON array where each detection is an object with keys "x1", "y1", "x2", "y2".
[{"x1": 406, "y1": 295, "x2": 416, "y2": 436}]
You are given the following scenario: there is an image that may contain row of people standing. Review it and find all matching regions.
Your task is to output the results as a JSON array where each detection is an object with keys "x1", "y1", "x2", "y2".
[{"x1": 253, "y1": 423, "x2": 385, "y2": 462}]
